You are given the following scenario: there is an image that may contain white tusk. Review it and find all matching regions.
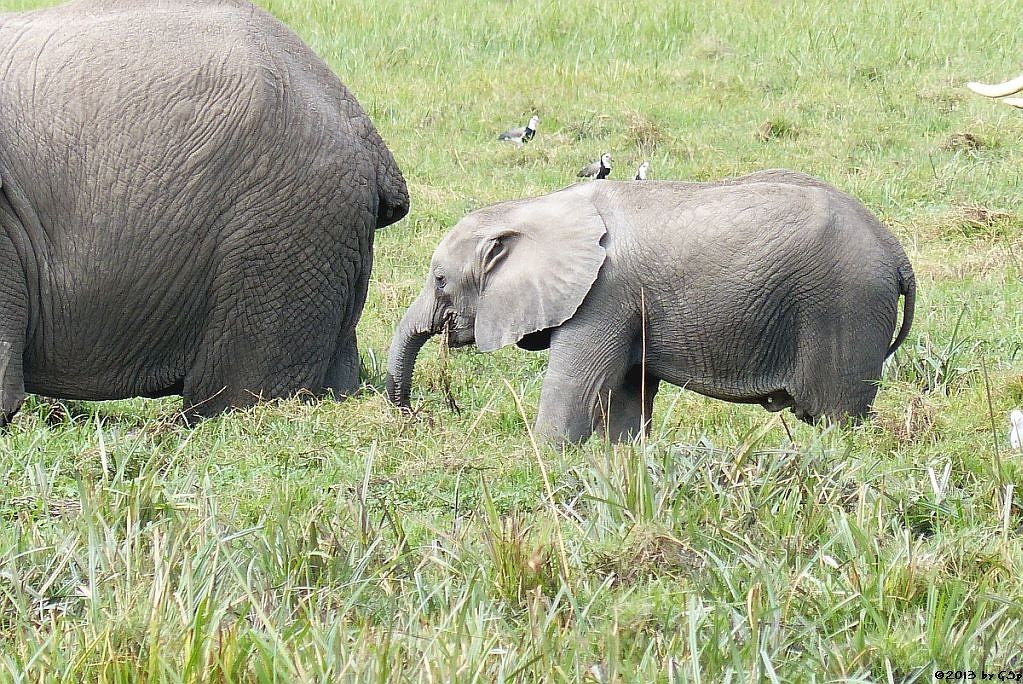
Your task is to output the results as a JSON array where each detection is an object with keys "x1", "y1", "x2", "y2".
[
  {"x1": 1001, "y1": 97, "x2": 1023, "y2": 109},
  {"x1": 967, "y1": 73, "x2": 1023, "y2": 98}
]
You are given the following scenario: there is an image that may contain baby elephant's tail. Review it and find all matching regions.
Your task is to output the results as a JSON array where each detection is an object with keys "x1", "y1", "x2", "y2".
[{"x1": 886, "y1": 263, "x2": 916, "y2": 359}]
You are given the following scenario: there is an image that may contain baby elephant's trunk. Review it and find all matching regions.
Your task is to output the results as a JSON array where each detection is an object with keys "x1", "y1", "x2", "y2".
[{"x1": 385, "y1": 290, "x2": 436, "y2": 408}]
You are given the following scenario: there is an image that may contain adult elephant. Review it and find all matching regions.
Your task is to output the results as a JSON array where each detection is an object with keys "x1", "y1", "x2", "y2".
[
  {"x1": 0, "y1": 0, "x2": 409, "y2": 423},
  {"x1": 387, "y1": 171, "x2": 915, "y2": 444}
]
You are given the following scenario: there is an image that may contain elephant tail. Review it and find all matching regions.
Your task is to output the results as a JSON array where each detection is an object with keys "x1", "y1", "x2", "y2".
[{"x1": 885, "y1": 263, "x2": 916, "y2": 359}]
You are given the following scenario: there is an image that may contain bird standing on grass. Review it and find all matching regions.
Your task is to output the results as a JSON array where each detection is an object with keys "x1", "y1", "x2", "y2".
[
  {"x1": 498, "y1": 115, "x2": 540, "y2": 146},
  {"x1": 634, "y1": 161, "x2": 650, "y2": 180},
  {"x1": 1010, "y1": 410, "x2": 1023, "y2": 450},
  {"x1": 578, "y1": 152, "x2": 612, "y2": 179}
]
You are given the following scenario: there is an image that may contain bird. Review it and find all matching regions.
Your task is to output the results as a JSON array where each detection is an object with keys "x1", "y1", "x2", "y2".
[
  {"x1": 1010, "y1": 410, "x2": 1023, "y2": 450},
  {"x1": 578, "y1": 153, "x2": 612, "y2": 180},
  {"x1": 498, "y1": 115, "x2": 540, "y2": 146},
  {"x1": 634, "y1": 161, "x2": 650, "y2": 180}
]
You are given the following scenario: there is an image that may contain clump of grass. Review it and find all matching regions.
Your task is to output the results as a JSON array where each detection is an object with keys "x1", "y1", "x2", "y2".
[
  {"x1": 756, "y1": 119, "x2": 799, "y2": 142},
  {"x1": 567, "y1": 113, "x2": 616, "y2": 141},
  {"x1": 1000, "y1": 374, "x2": 1023, "y2": 405},
  {"x1": 587, "y1": 526, "x2": 702, "y2": 585},
  {"x1": 623, "y1": 111, "x2": 668, "y2": 152},
  {"x1": 888, "y1": 310, "x2": 982, "y2": 394},
  {"x1": 875, "y1": 391, "x2": 940, "y2": 447},
  {"x1": 930, "y1": 205, "x2": 1020, "y2": 241},
  {"x1": 476, "y1": 480, "x2": 560, "y2": 605}
]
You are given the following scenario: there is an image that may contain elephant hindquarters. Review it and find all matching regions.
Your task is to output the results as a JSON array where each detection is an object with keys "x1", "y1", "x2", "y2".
[
  {"x1": 182, "y1": 208, "x2": 374, "y2": 417},
  {"x1": 787, "y1": 285, "x2": 897, "y2": 424}
]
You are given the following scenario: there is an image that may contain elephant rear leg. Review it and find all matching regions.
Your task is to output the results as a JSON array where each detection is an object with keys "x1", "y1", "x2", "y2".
[
  {"x1": 0, "y1": 237, "x2": 29, "y2": 425},
  {"x1": 0, "y1": 339, "x2": 26, "y2": 426},
  {"x1": 790, "y1": 346, "x2": 882, "y2": 425},
  {"x1": 322, "y1": 248, "x2": 372, "y2": 400},
  {"x1": 322, "y1": 332, "x2": 361, "y2": 399},
  {"x1": 183, "y1": 333, "x2": 333, "y2": 419},
  {"x1": 183, "y1": 282, "x2": 346, "y2": 419}
]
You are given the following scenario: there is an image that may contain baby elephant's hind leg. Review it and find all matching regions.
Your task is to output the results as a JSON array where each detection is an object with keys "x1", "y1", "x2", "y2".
[{"x1": 791, "y1": 371, "x2": 880, "y2": 426}]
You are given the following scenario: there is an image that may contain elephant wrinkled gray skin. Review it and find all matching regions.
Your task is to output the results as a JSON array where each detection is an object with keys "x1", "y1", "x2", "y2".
[
  {"x1": 0, "y1": 0, "x2": 409, "y2": 423},
  {"x1": 387, "y1": 170, "x2": 915, "y2": 444}
]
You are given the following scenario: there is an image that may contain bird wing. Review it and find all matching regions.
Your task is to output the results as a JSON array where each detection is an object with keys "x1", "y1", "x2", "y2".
[
  {"x1": 498, "y1": 125, "x2": 525, "y2": 140},
  {"x1": 577, "y1": 162, "x2": 599, "y2": 177}
]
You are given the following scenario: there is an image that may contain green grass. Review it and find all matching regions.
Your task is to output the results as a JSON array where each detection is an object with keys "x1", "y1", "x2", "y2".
[{"x1": 3, "y1": 0, "x2": 1023, "y2": 680}]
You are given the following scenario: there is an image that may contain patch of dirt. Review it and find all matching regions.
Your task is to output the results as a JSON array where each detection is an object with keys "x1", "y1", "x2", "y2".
[
  {"x1": 691, "y1": 37, "x2": 736, "y2": 61},
  {"x1": 588, "y1": 530, "x2": 703, "y2": 585},
  {"x1": 942, "y1": 132, "x2": 985, "y2": 152},
  {"x1": 955, "y1": 205, "x2": 1013, "y2": 229}
]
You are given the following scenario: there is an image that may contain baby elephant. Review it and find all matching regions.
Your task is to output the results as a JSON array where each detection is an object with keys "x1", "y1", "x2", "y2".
[{"x1": 387, "y1": 170, "x2": 916, "y2": 443}]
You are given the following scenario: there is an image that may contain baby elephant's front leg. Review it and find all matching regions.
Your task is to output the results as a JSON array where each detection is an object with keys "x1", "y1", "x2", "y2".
[
  {"x1": 533, "y1": 328, "x2": 634, "y2": 445},
  {"x1": 534, "y1": 369, "x2": 600, "y2": 444}
]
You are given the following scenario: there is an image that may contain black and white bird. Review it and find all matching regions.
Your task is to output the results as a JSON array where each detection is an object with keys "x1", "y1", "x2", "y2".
[
  {"x1": 498, "y1": 115, "x2": 540, "y2": 146},
  {"x1": 634, "y1": 161, "x2": 650, "y2": 180},
  {"x1": 578, "y1": 152, "x2": 613, "y2": 180}
]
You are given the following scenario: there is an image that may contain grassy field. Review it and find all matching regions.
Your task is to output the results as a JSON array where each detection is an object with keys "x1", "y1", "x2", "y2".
[{"x1": 3, "y1": 0, "x2": 1023, "y2": 680}]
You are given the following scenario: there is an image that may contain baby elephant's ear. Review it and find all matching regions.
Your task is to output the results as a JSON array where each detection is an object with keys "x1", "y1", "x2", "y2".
[{"x1": 474, "y1": 191, "x2": 607, "y2": 352}]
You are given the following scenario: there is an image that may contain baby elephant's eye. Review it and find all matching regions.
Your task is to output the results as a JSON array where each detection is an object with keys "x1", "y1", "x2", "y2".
[{"x1": 434, "y1": 274, "x2": 447, "y2": 289}]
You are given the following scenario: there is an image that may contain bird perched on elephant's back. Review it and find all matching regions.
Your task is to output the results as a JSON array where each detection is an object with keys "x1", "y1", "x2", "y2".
[
  {"x1": 0, "y1": 0, "x2": 409, "y2": 424},
  {"x1": 387, "y1": 170, "x2": 915, "y2": 444}
]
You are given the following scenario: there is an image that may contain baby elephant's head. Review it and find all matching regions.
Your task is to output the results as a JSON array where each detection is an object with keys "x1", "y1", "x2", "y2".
[{"x1": 385, "y1": 185, "x2": 607, "y2": 408}]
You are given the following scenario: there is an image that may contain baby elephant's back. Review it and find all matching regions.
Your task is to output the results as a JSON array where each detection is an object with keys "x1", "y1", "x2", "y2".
[
  {"x1": 601, "y1": 175, "x2": 902, "y2": 298},
  {"x1": 593, "y1": 175, "x2": 907, "y2": 383}
]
